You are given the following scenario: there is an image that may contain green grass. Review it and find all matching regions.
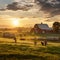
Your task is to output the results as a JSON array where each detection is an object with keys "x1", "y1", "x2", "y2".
[
  {"x1": 37, "y1": 33, "x2": 60, "y2": 37},
  {"x1": 0, "y1": 32, "x2": 60, "y2": 60},
  {"x1": 0, "y1": 43, "x2": 60, "y2": 60}
]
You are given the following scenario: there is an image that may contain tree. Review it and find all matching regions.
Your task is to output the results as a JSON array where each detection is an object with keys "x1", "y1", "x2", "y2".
[{"x1": 53, "y1": 22, "x2": 60, "y2": 33}]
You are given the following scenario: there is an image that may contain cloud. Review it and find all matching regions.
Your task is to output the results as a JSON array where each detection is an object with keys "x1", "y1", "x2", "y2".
[
  {"x1": 6, "y1": 2, "x2": 19, "y2": 11},
  {"x1": 6, "y1": 1, "x2": 34, "y2": 11},
  {"x1": 14, "y1": 0, "x2": 35, "y2": 2},
  {"x1": 14, "y1": 0, "x2": 20, "y2": 2},
  {"x1": 37, "y1": 0, "x2": 60, "y2": 17},
  {"x1": 0, "y1": 9, "x2": 45, "y2": 18},
  {"x1": 45, "y1": 15, "x2": 60, "y2": 22}
]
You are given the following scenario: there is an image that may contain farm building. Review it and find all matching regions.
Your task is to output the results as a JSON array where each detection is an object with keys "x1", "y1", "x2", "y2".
[{"x1": 31, "y1": 23, "x2": 53, "y2": 33}]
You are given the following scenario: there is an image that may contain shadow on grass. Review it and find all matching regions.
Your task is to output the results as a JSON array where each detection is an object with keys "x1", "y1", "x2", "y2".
[
  {"x1": 0, "y1": 54, "x2": 43, "y2": 60},
  {"x1": 35, "y1": 46, "x2": 60, "y2": 55},
  {"x1": 0, "y1": 54, "x2": 59, "y2": 60},
  {"x1": 0, "y1": 44, "x2": 60, "y2": 60}
]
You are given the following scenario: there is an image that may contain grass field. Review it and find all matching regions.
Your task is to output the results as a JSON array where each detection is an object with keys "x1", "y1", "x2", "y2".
[
  {"x1": 0, "y1": 37, "x2": 60, "y2": 60},
  {"x1": 0, "y1": 32, "x2": 60, "y2": 60}
]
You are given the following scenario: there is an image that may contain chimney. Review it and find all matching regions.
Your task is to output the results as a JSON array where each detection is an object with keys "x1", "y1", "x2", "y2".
[{"x1": 41, "y1": 22, "x2": 43, "y2": 24}]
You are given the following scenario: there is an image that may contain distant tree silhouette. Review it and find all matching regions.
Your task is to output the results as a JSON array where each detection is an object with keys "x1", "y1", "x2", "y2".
[{"x1": 53, "y1": 22, "x2": 60, "y2": 33}]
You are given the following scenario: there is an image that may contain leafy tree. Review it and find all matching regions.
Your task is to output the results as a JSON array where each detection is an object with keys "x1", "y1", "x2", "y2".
[{"x1": 53, "y1": 22, "x2": 60, "y2": 33}]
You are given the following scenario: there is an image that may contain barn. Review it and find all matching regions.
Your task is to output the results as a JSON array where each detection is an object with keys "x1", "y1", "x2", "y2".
[{"x1": 31, "y1": 23, "x2": 53, "y2": 33}]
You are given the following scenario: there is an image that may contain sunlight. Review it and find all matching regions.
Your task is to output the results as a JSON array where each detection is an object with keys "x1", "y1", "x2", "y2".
[{"x1": 11, "y1": 18, "x2": 20, "y2": 27}]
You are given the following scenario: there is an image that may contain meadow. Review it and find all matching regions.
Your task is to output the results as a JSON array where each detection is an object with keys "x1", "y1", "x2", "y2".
[
  {"x1": 0, "y1": 29, "x2": 60, "y2": 60},
  {"x1": 0, "y1": 41, "x2": 60, "y2": 60}
]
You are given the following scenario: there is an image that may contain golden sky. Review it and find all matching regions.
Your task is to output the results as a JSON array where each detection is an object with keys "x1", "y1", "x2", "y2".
[
  {"x1": 0, "y1": 0, "x2": 60, "y2": 28},
  {"x1": 0, "y1": 10, "x2": 60, "y2": 28}
]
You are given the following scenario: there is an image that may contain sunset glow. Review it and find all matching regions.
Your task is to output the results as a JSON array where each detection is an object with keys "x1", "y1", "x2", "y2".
[
  {"x1": 0, "y1": 0, "x2": 60, "y2": 28},
  {"x1": 0, "y1": 1, "x2": 60, "y2": 59},
  {"x1": 11, "y1": 18, "x2": 20, "y2": 27}
]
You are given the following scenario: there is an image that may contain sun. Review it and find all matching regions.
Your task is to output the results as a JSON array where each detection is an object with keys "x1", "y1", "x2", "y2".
[
  {"x1": 13, "y1": 20, "x2": 19, "y2": 26},
  {"x1": 11, "y1": 18, "x2": 20, "y2": 27}
]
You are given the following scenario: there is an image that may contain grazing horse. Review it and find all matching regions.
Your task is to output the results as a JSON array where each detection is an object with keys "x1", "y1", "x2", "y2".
[
  {"x1": 41, "y1": 40, "x2": 47, "y2": 46},
  {"x1": 41, "y1": 41, "x2": 44, "y2": 46}
]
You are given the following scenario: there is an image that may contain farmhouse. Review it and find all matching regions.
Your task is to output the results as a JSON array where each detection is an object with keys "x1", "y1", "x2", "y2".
[{"x1": 31, "y1": 23, "x2": 53, "y2": 33}]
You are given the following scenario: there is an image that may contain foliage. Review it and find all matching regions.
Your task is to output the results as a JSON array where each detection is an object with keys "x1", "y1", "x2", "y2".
[{"x1": 53, "y1": 22, "x2": 60, "y2": 33}]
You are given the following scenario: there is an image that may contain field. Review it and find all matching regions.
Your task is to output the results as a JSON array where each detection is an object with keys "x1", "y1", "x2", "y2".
[
  {"x1": 0, "y1": 42, "x2": 60, "y2": 60},
  {"x1": 0, "y1": 30, "x2": 60, "y2": 60},
  {"x1": 0, "y1": 36, "x2": 60, "y2": 60}
]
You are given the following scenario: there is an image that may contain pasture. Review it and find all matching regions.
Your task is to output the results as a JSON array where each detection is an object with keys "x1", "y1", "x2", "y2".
[
  {"x1": 0, "y1": 37, "x2": 60, "y2": 60},
  {"x1": 0, "y1": 30, "x2": 60, "y2": 60}
]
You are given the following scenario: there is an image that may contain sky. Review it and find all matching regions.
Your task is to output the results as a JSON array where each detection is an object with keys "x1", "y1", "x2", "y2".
[{"x1": 0, "y1": 0, "x2": 60, "y2": 28}]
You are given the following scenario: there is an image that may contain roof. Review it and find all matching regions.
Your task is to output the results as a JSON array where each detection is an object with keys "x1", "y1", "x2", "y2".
[{"x1": 35, "y1": 23, "x2": 52, "y2": 30}]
